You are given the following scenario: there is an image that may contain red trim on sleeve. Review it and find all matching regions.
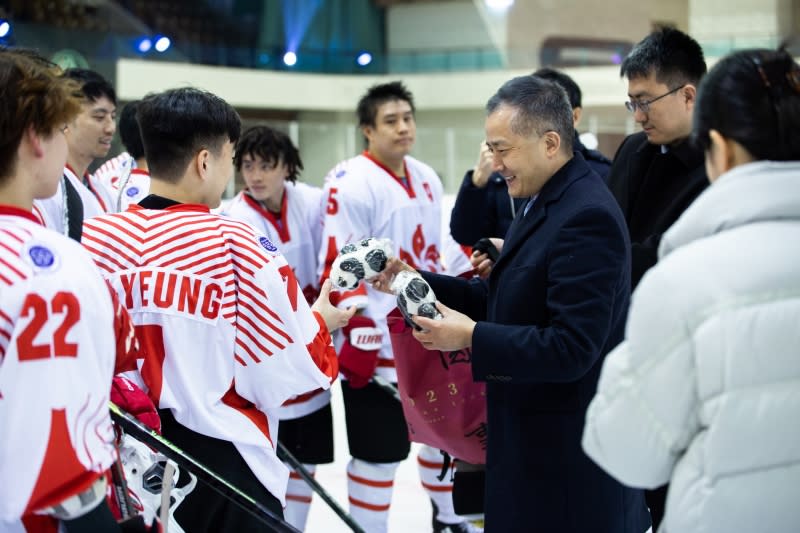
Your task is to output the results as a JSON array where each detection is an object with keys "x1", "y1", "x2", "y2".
[{"x1": 308, "y1": 311, "x2": 339, "y2": 383}]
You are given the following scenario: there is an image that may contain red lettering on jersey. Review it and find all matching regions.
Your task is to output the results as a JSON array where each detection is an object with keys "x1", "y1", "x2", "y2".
[
  {"x1": 423, "y1": 182, "x2": 434, "y2": 202},
  {"x1": 178, "y1": 277, "x2": 201, "y2": 315},
  {"x1": 153, "y1": 272, "x2": 177, "y2": 309},
  {"x1": 120, "y1": 273, "x2": 135, "y2": 309},
  {"x1": 139, "y1": 270, "x2": 153, "y2": 306},
  {"x1": 17, "y1": 292, "x2": 81, "y2": 361},
  {"x1": 201, "y1": 283, "x2": 223, "y2": 319},
  {"x1": 116, "y1": 270, "x2": 223, "y2": 321}
]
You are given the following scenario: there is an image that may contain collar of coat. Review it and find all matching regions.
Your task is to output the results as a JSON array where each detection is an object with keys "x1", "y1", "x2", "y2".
[{"x1": 659, "y1": 160, "x2": 800, "y2": 257}]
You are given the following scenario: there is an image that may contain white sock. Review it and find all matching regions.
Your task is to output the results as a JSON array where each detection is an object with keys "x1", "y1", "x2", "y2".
[
  {"x1": 347, "y1": 458, "x2": 399, "y2": 533},
  {"x1": 417, "y1": 446, "x2": 462, "y2": 524},
  {"x1": 284, "y1": 463, "x2": 315, "y2": 531}
]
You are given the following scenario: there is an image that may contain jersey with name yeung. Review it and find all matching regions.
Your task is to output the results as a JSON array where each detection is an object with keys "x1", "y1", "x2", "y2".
[
  {"x1": 0, "y1": 206, "x2": 117, "y2": 525},
  {"x1": 81, "y1": 203, "x2": 338, "y2": 504}
]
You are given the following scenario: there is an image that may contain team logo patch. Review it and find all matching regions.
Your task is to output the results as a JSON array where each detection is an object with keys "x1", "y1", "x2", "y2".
[
  {"x1": 259, "y1": 236, "x2": 278, "y2": 253},
  {"x1": 335, "y1": 169, "x2": 346, "y2": 178},
  {"x1": 126, "y1": 186, "x2": 140, "y2": 197},
  {"x1": 25, "y1": 244, "x2": 59, "y2": 271}
]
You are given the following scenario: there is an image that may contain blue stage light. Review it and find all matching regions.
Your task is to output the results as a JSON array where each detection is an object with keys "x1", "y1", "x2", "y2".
[
  {"x1": 137, "y1": 37, "x2": 152, "y2": 53},
  {"x1": 0, "y1": 20, "x2": 11, "y2": 38},
  {"x1": 283, "y1": 51, "x2": 297, "y2": 66},
  {"x1": 154, "y1": 36, "x2": 171, "y2": 53},
  {"x1": 356, "y1": 52, "x2": 372, "y2": 67}
]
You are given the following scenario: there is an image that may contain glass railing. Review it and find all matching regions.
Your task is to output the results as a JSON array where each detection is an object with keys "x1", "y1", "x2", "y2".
[{"x1": 3, "y1": 21, "x2": 789, "y2": 75}]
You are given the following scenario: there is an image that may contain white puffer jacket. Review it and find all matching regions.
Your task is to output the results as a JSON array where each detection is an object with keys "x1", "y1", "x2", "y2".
[{"x1": 582, "y1": 161, "x2": 800, "y2": 533}]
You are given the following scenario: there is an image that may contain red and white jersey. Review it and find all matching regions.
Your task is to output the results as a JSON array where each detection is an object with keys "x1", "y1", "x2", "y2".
[
  {"x1": 0, "y1": 206, "x2": 117, "y2": 525},
  {"x1": 224, "y1": 182, "x2": 327, "y2": 420},
  {"x1": 81, "y1": 203, "x2": 338, "y2": 505},
  {"x1": 319, "y1": 151, "x2": 444, "y2": 381},
  {"x1": 94, "y1": 155, "x2": 150, "y2": 213},
  {"x1": 441, "y1": 231, "x2": 474, "y2": 278},
  {"x1": 32, "y1": 166, "x2": 107, "y2": 234}
]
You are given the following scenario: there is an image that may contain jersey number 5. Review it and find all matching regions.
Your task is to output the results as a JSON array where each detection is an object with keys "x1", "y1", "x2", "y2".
[{"x1": 16, "y1": 292, "x2": 80, "y2": 360}]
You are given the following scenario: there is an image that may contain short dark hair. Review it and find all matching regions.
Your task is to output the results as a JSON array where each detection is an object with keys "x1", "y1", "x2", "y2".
[
  {"x1": 118, "y1": 101, "x2": 144, "y2": 160},
  {"x1": 357, "y1": 81, "x2": 415, "y2": 128},
  {"x1": 487, "y1": 75, "x2": 574, "y2": 153},
  {"x1": 621, "y1": 26, "x2": 707, "y2": 87},
  {"x1": 63, "y1": 68, "x2": 117, "y2": 105},
  {"x1": 137, "y1": 88, "x2": 241, "y2": 183},
  {"x1": 233, "y1": 126, "x2": 303, "y2": 183},
  {"x1": 533, "y1": 67, "x2": 582, "y2": 109},
  {"x1": 693, "y1": 48, "x2": 800, "y2": 161},
  {"x1": 0, "y1": 47, "x2": 83, "y2": 182}
]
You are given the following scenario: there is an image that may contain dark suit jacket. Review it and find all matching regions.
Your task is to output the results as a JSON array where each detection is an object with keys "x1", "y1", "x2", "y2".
[
  {"x1": 608, "y1": 131, "x2": 708, "y2": 288},
  {"x1": 450, "y1": 134, "x2": 610, "y2": 246},
  {"x1": 423, "y1": 153, "x2": 650, "y2": 533}
]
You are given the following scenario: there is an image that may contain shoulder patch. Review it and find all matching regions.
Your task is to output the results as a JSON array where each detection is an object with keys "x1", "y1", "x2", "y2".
[
  {"x1": 335, "y1": 169, "x2": 346, "y2": 178},
  {"x1": 258, "y1": 235, "x2": 278, "y2": 253},
  {"x1": 24, "y1": 243, "x2": 60, "y2": 271},
  {"x1": 126, "y1": 186, "x2": 140, "y2": 197}
]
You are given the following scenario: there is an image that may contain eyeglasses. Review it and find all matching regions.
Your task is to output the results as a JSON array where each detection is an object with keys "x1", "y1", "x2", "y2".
[{"x1": 625, "y1": 85, "x2": 685, "y2": 114}]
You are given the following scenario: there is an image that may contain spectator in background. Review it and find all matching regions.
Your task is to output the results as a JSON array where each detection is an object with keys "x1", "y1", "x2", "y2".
[
  {"x1": 449, "y1": 68, "x2": 611, "y2": 247},
  {"x1": 33, "y1": 68, "x2": 117, "y2": 239},
  {"x1": 604, "y1": 27, "x2": 708, "y2": 526},
  {"x1": 583, "y1": 47, "x2": 800, "y2": 533},
  {"x1": 94, "y1": 100, "x2": 151, "y2": 211}
]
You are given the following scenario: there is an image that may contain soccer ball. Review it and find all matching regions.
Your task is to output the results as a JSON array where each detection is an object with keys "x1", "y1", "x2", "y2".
[
  {"x1": 330, "y1": 238, "x2": 393, "y2": 290},
  {"x1": 390, "y1": 270, "x2": 442, "y2": 330}
]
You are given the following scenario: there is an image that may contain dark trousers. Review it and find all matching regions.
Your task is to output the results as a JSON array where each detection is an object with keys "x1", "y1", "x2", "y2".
[
  {"x1": 646, "y1": 484, "x2": 668, "y2": 530},
  {"x1": 159, "y1": 409, "x2": 284, "y2": 532}
]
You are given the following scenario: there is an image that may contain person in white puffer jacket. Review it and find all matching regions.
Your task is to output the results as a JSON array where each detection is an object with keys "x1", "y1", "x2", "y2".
[{"x1": 582, "y1": 47, "x2": 800, "y2": 533}]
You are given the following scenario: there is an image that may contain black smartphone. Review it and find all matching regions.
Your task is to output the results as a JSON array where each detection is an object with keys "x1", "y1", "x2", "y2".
[{"x1": 472, "y1": 238, "x2": 500, "y2": 262}]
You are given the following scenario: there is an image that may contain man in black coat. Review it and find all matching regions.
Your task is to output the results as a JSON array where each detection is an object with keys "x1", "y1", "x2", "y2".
[
  {"x1": 606, "y1": 27, "x2": 708, "y2": 527},
  {"x1": 375, "y1": 75, "x2": 650, "y2": 533},
  {"x1": 450, "y1": 68, "x2": 611, "y2": 247},
  {"x1": 609, "y1": 27, "x2": 709, "y2": 289}
]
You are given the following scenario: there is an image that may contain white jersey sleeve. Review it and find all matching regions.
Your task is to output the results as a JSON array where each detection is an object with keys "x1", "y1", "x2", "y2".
[
  {"x1": 32, "y1": 168, "x2": 107, "y2": 235},
  {"x1": 0, "y1": 207, "x2": 117, "y2": 522}
]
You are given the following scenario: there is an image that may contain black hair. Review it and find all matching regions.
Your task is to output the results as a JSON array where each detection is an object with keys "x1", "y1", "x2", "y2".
[
  {"x1": 621, "y1": 26, "x2": 707, "y2": 87},
  {"x1": 62, "y1": 68, "x2": 117, "y2": 105},
  {"x1": 356, "y1": 81, "x2": 415, "y2": 128},
  {"x1": 533, "y1": 67, "x2": 582, "y2": 109},
  {"x1": 486, "y1": 75, "x2": 574, "y2": 153},
  {"x1": 233, "y1": 125, "x2": 303, "y2": 183},
  {"x1": 693, "y1": 48, "x2": 800, "y2": 161},
  {"x1": 118, "y1": 101, "x2": 144, "y2": 160},
  {"x1": 137, "y1": 87, "x2": 241, "y2": 183}
]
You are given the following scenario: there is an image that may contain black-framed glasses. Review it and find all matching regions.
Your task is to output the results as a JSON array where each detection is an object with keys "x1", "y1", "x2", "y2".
[{"x1": 625, "y1": 84, "x2": 686, "y2": 114}]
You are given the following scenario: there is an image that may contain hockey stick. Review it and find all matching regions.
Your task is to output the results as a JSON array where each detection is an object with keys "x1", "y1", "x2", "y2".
[
  {"x1": 276, "y1": 442, "x2": 366, "y2": 533},
  {"x1": 109, "y1": 403, "x2": 299, "y2": 533}
]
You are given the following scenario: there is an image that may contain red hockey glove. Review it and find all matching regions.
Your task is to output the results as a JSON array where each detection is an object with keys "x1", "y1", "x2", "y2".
[
  {"x1": 339, "y1": 315, "x2": 382, "y2": 389},
  {"x1": 111, "y1": 376, "x2": 161, "y2": 433}
]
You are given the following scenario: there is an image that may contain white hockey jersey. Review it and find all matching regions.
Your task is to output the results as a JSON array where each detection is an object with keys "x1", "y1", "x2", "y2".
[
  {"x1": 81, "y1": 203, "x2": 338, "y2": 505},
  {"x1": 0, "y1": 206, "x2": 117, "y2": 525},
  {"x1": 94, "y1": 154, "x2": 150, "y2": 213},
  {"x1": 32, "y1": 166, "x2": 107, "y2": 235},
  {"x1": 318, "y1": 151, "x2": 444, "y2": 381},
  {"x1": 223, "y1": 183, "x2": 327, "y2": 420}
]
